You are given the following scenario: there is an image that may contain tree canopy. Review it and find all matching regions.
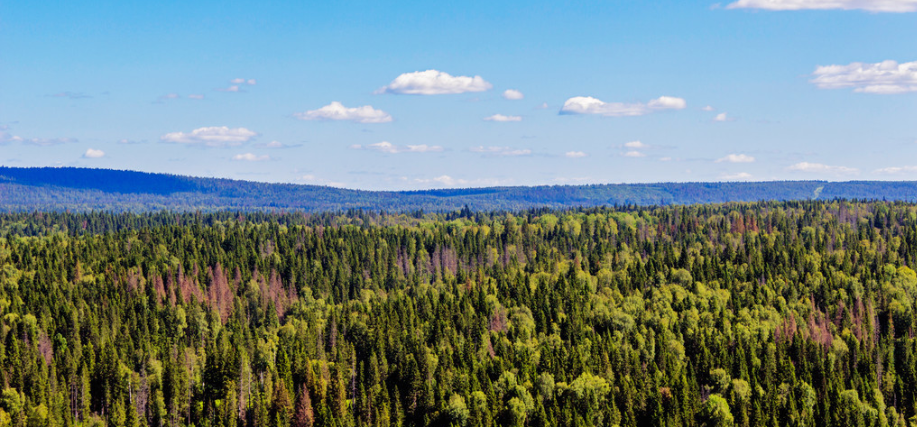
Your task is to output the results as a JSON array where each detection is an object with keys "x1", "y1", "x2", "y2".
[{"x1": 1, "y1": 200, "x2": 917, "y2": 426}]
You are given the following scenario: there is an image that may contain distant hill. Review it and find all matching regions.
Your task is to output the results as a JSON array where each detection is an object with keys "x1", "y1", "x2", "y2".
[{"x1": 1, "y1": 166, "x2": 916, "y2": 212}]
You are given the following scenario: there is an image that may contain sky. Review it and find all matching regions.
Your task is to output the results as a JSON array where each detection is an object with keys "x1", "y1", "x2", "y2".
[{"x1": 1, "y1": 0, "x2": 915, "y2": 190}]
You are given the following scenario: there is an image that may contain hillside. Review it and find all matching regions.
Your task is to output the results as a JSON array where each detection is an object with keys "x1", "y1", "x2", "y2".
[
  {"x1": 1, "y1": 202, "x2": 915, "y2": 426},
  {"x1": 2, "y1": 166, "x2": 917, "y2": 212}
]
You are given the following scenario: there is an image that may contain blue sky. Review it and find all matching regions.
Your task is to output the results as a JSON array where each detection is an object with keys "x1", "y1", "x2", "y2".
[{"x1": 1, "y1": 0, "x2": 915, "y2": 190}]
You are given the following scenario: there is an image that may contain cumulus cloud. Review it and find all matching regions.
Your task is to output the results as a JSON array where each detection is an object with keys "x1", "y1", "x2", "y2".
[
  {"x1": 233, "y1": 153, "x2": 270, "y2": 161},
  {"x1": 83, "y1": 148, "x2": 105, "y2": 158},
  {"x1": 502, "y1": 89, "x2": 524, "y2": 100},
  {"x1": 624, "y1": 151, "x2": 647, "y2": 158},
  {"x1": 565, "y1": 151, "x2": 587, "y2": 158},
  {"x1": 160, "y1": 126, "x2": 258, "y2": 147},
  {"x1": 376, "y1": 70, "x2": 493, "y2": 95},
  {"x1": 787, "y1": 161, "x2": 858, "y2": 174},
  {"x1": 726, "y1": 0, "x2": 917, "y2": 12},
  {"x1": 352, "y1": 141, "x2": 444, "y2": 154},
  {"x1": 716, "y1": 153, "x2": 755, "y2": 163},
  {"x1": 470, "y1": 146, "x2": 532, "y2": 156},
  {"x1": 483, "y1": 114, "x2": 522, "y2": 122},
  {"x1": 811, "y1": 60, "x2": 917, "y2": 94},
  {"x1": 294, "y1": 102, "x2": 393, "y2": 123},
  {"x1": 721, "y1": 172, "x2": 753, "y2": 180},
  {"x1": 702, "y1": 105, "x2": 715, "y2": 111},
  {"x1": 560, "y1": 95, "x2": 686, "y2": 117},
  {"x1": 714, "y1": 112, "x2": 733, "y2": 122},
  {"x1": 624, "y1": 141, "x2": 647, "y2": 149},
  {"x1": 647, "y1": 96, "x2": 688, "y2": 109}
]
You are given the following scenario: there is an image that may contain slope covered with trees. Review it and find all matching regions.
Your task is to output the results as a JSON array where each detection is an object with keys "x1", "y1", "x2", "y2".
[
  {"x1": 2, "y1": 201, "x2": 917, "y2": 426},
  {"x1": 4, "y1": 166, "x2": 917, "y2": 212}
]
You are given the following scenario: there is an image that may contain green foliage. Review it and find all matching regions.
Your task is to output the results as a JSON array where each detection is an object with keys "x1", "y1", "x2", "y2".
[
  {"x1": 2, "y1": 200, "x2": 917, "y2": 426},
  {"x1": 700, "y1": 395, "x2": 734, "y2": 427}
]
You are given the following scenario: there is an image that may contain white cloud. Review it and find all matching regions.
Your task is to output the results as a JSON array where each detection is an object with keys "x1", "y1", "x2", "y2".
[
  {"x1": 83, "y1": 148, "x2": 105, "y2": 158},
  {"x1": 484, "y1": 114, "x2": 522, "y2": 122},
  {"x1": 702, "y1": 105, "x2": 715, "y2": 111},
  {"x1": 354, "y1": 141, "x2": 444, "y2": 154},
  {"x1": 875, "y1": 165, "x2": 917, "y2": 174},
  {"x1": 560, "y1": 95, "x2": 686, "y2": 117},
  {"x1": 721, "y1": 172, "x2": 753, "y2": 180},
  {"x1": 217, "y1": 85, "x2": 241, "y2": 92},
  {"x1": 647, "y1": 96, "x2": 688, "y2": 110},
  {"x1": 624, "y1": 151, "x2": 647, "y2": 158},
  {"x1": 160, "y1": 126, "x2": 258, "y2": 147},
  {"x1": 714, "y1": 112, "x2": 732, "y2": 122},
  {"x1": 787, "y1": 161, "x2": 858, "y2": 174},
  {"x1": 188, "y1": 94, "x2": 205, "y2": 100},
  {"x1": 376, "y1": 70, "x2": 493, "y2": 95},
  {"x1": 470, "y1": 146, "x2": 532, "y2": 156},
  {"x1": 716, "y1": 153, "x2": 755, "y2": 163},
  {"x1": 0, "y1": 127, "x2": 73, "y2": 146},
  {"x1": 262, "y1": 141, "x2": 286, "y2": 148},
  {"x1": 233, "y1": 153, "x2": 270, "y2": 161},
  {"x1": 294, "y1": 101, "x2": 393, "y2": 123},
  {"x1": 537, "y1": 102, "x2": 549, "y2": 109},
  {"x1": 811, "y1": 60, "x2": 917, "y2": 94},
  {"x1": 231, "y1": 78, "x2": 257, "y2": 85},
  {"x1": 502, "y1": 89, "x2": 524, "y2": 100},
  {"x1": 0, "y1": 129, "x2": 22, "y2": 144},
  {"x1": 160, "y1": 93, "x2": 180, "y2": 100},
  {"x1": 565, "y1": 151, "x2": 587, "y2": 158},
  {"x1": 726, "y1": 0, "x2": 917, "y2": 12},
  {"x1": 624, "y1": 140, "x2": 647, "y2": 149}
]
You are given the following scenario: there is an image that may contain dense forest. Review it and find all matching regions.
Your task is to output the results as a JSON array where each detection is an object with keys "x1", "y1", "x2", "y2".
[
  {"x1": 4, "y1": 166, "x2": 917, "y2": 212},
  {"x1": 4, "y1": 201, "x2": 917, "y2": 426}
]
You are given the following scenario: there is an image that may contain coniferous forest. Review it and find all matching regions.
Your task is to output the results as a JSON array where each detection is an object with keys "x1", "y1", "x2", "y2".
[
  {"x1": 4, "y1": 201, "x2": 917, "y2": 426},
  {"x1": 5, "y1": 166, "x2": 917, "y2": 213}
]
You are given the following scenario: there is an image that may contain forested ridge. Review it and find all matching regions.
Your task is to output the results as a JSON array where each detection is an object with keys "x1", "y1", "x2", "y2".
[
  {"x1": 3, "y1": 202, "x2": 917, "y2": 426},
  {"x1": 5, "y1": 166, "x2": 917, "y2": 212}
]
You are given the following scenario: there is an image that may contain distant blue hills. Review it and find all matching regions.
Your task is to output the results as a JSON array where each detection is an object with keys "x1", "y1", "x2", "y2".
[{"x1": 1, "y1": 166, "x2": 915, "y2": 212}]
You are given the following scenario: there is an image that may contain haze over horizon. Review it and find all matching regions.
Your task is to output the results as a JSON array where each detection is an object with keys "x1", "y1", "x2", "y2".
[{"x1": 1, "y1": 0, "x2": 915, "y2": 190}]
